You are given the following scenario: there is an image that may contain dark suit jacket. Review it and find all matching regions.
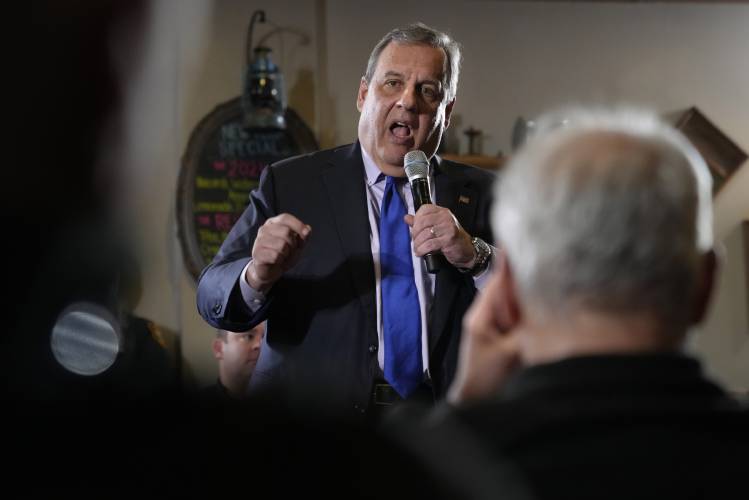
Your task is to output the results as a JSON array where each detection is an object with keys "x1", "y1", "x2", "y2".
[
  {"x1": 196, "y1": 142, "x2": 495, "y2": 414},
  {"x1": 388, "y1": 353, "x2": 748, "y2": 500}
]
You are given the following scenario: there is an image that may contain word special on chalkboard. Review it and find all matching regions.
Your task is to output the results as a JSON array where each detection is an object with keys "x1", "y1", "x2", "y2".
[{"x1": 177, "y1": 97, "x2": 318, "y2": 280}]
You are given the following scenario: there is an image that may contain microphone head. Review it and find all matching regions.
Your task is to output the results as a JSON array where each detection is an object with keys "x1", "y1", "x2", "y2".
[{"x1": 404, "y1": 150, "x2": 429, "y2": 182}]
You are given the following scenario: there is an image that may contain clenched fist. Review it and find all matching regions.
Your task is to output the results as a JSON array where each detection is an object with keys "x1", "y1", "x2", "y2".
[{"x1": 245, "y1": 213, "x2": 311, "y2": 292}]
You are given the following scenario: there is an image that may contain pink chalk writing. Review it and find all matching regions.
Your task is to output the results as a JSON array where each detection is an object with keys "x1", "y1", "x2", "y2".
[
  {"x1": 214, "y1": 213, "x2": 234, "y2": 232},
  {"x1": 227, "y1": 159, "x2": 266, "y2": 179}
]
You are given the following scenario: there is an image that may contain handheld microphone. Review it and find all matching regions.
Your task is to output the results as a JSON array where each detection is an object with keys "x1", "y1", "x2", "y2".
[{"x1": 404, "y1": 150, "x2": 442, "y2": 273}]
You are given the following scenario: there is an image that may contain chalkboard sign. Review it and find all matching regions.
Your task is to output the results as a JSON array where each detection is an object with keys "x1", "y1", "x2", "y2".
[{"x1": 177, "y1": 97, "x2": 318, "y2": 280}]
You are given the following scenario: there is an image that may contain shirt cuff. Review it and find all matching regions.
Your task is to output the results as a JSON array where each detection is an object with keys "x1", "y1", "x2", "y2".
[
  {"x1": 239, "y1": 260, "x2": 267, "y2": 313},
  {"x1": 472, "y1": 245, "x2": 498, "y2": 291}
]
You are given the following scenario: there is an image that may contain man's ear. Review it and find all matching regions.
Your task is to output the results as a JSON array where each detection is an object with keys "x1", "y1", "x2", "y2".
[
  {"x1": 493, "y1": 249, "x2": 522, "y2": 332},
  {"x1": 443, "y1": 97, "x2": 455, "y2": 130},
  {"x1": 356, "y1": 77, "x2": 368, "y2": 112},
  {"x1": 691, "y1": 249, "x2": 718, "y2": 325},
  {"x1": 212, "y1": 338, "x2": 224, "y2": 361}
]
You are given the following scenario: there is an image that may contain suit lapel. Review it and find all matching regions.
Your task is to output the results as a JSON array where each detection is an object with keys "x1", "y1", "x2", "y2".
[
  {"x1": 430, "y1": 157, "x2": 478, "y2": 356},
  {"x1": 435, "y1": 156, "x2": 480, "y2": 235},
  {"x1": 321, "y1": 143, "x2": 377, "y2": 340}
]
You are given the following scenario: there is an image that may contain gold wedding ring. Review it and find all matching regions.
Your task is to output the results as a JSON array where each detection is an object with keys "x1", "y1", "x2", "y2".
[{"x1": 430, "y1": 226, "x2": 437, "y2": 237}]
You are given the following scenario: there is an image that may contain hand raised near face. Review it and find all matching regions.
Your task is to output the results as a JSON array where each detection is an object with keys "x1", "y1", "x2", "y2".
[{"x1": 446, "y1": 252, "x2": 522, "y2": 407}]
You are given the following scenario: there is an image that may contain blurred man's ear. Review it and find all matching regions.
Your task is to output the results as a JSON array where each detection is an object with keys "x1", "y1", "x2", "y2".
[
  {"x1": 212, "y1": 338, "x2": 224, "y2": 361},
  {"x1": 494, "y1": 250, "x2": 522, "y2": 332},
  {"x1": 691, "y1": 249, "x2": 718, "y2": 325}
]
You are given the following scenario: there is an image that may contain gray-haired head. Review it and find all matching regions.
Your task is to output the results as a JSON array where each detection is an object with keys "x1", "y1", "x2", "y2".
[
  {"x1": 494, "y1": 107, "x2": 713, "y2": 330},
  {"x1": 364, "y1": 22, "x2": 462, "y2": 102}
]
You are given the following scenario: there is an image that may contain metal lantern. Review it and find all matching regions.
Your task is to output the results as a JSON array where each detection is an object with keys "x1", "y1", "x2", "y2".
[{"x1": 242, "y1": 11, "x2": 286, "y2": 129}]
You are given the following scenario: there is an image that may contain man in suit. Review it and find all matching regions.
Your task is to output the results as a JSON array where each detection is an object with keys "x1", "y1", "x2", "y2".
[
  {"x1": 388, "y1": 108, "x2": 747, "y2": 499},
  {"x1": 197, "y1": 23, "x2": 496, "y2": 416}
]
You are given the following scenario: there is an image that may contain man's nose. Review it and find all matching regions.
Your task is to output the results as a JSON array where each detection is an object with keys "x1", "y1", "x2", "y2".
[{"x1": 396, "y1": 86, "x2": 417, "y2": 112}]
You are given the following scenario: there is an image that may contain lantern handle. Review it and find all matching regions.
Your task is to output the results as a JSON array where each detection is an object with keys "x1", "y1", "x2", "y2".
[{"x1": 246, "y1": 10, "x2": 266, "y2": 68}]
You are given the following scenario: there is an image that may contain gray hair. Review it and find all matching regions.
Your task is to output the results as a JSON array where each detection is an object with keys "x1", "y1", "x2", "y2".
[
  {"x1": 364, "y1": 22, "x2": 462, "y2": 102},
  {"x1": 494, "y1": 107, "x2": 713, "y2": 327}
]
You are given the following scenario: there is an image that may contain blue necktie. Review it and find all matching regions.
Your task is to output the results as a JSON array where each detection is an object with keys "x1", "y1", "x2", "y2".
[{"x1": 380, "y1": 176, "x2": 422, "y2": 398}]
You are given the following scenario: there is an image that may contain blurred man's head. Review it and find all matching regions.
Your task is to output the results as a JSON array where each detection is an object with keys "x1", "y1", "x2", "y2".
[
  {"x1": 492, "y1": 108, "x2": 715, "y2": 362},
  {"x1": 212, "y1": 322, "x2": 265, "y2": 398}
]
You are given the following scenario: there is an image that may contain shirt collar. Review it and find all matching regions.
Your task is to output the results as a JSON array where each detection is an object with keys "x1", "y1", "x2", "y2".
[
  {"x1": 501, "y1": 352, "x2": 702, "y2": 400},
  {"x1": 360, "y1": 143, "x2": 432, "y2": 186},
  {"x1": 360, "y1": 144, "x2": 384, "y2": 186}
]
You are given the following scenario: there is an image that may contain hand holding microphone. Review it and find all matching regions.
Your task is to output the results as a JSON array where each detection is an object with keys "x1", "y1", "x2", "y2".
[
  {"x1": 404, "y1": 150, "x2": 442, "y2": 273},
  {"x1": 403, "y1": 150, "x2": 477, "y2": 274}
]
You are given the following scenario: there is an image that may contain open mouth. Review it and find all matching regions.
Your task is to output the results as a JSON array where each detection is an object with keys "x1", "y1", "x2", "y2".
[{"x1": 389, "y1": 121, "x2": 414, "y2": 139}]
